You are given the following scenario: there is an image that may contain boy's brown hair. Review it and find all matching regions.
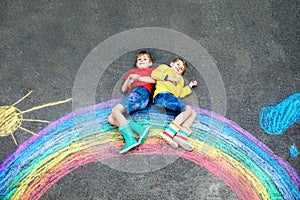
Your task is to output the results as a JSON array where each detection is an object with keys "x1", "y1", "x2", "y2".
[{"x1": 136, "y1": 51, "x2": 153, "y2": 63}]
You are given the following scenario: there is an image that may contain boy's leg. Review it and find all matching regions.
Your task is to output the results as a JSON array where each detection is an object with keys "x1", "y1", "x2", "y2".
[
  {"x1": 181, "y1": 107, "x2": 197, "y2": 128},
  {"x1": 154, "y1": 93, "x2": 184, "y2": 148},
  {"x1": 173, "y1": 108, "x2": 193, "y2": 125},
  {"x1": 109, "y1": 104, "x2": 127, "y2": 127},
  {"x1": 174, "y1": 107, "x2": 197, "y2": 151},
  {"x1": 119, "y1": 123, "x2": 139, "y2": 154},
  {"x1": 109, "y1": 87, "x2": 149, "y2": 127},
  {"x1": 174, "y1": 126, "x2": 194, "y2": 151},
  {"x1": 128, "y1": 120, "x2": 150, "y2": 144},
  {"x1": 161, "y1": 120, "x2": 181, "y2": 148},
  {"x1": 125, "y1": 87, "x2": 151, "y2": 144},
  {"x1": 108, "y1": 104, "x2": 138, "y2": 154},
  {"x1": 155, "y1": 93, "x2": 193, "y2": 126},
  {"x1": 108, "y1": 114, "x2": 119, "y2": 127},
  {"x1": 108, "y1": 87, "x2": 151, "y2": 153}
]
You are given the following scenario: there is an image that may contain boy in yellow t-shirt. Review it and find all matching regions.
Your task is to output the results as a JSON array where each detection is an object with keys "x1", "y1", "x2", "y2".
[{"x1": 151, "y1": 58, "x2": 197, "y2": 151}]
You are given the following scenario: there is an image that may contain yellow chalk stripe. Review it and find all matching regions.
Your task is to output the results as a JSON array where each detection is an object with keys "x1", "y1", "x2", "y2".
[
  {"x1": 22, "y1": 98, "x2": 72, "y2": 114},
  {"x1": 192, "y1": 139, "x2": 270, "y2": 200},
  {"x1": 12, "y1": 142, "x2": 86, "y2": 198},
  {"x1": 12, "y1": 132, "x2": 117, "y2": 199},
  {"x1": 12, "y1": 91, "x2": 33, "y2": 106},
  {"x1": 81, "y1": 131, "x2": 121, "y2": 148},
  {"x1": 10, "y1": 132, "x2": 18, "y2": 145},
  {"x1": 19, "y1": 127, "x2": 37, "y2": 135},
  {"x1": 149, "y1": 128, "x2": 163, "y2": 137},
  {"x1": 23, "y1": 119, "x2": 50, "y2": 123}
]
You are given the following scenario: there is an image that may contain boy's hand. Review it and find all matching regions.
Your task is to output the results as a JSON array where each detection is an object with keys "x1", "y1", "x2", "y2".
[
  {"x1": 128, "y1": 78, "x2": 135, "y2": 86},
  {"x1": 189, "y1": 81, "x2": 197, "y2": 88},
  {"x1": 168, "y1": 77, "x2": 181, "y2": 85},
  {"x1": 129, "y1": 74, "x2": 140, "y2": 80},
  {"x1": 122, "y1": 74, "x2": 140, "y2": 93}
]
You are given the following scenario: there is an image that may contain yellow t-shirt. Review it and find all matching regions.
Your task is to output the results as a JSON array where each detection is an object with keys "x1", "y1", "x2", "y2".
[{"x1": 151, "y1": 64, "x2": 192, "y2": 99}]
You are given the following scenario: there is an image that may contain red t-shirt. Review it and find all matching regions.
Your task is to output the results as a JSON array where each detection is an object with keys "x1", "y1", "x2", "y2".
[{"x1": 124, "y1": 67, "x2": 155, "y2": 93}]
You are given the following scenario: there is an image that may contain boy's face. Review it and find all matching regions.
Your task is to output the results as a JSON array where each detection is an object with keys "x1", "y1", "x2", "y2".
[
  {"x1": 170, "y1": 60, "x2": 185, "y2": 75},
  {"x1": 136, "y1": 54, "x2": 152, "y2": 69}
]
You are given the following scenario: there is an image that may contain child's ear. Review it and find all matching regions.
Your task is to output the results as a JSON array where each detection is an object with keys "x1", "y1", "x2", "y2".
[{"x1": 170, "y1": 62, "x2": 174, "y2": 66}]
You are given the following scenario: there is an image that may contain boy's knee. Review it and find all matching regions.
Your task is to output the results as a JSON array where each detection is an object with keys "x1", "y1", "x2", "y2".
[
  {"x1": 111, "y1": 107, "x2": 118, "y2": 115},
  {"x1": 107, "y1": 114, "x2": 114, "y2": 124},
  {"x1": 112, "y1": 104, "x2": 125, "y2": 114},
  {"x1": 191, "y1": 109, "x2": 197, "y2": 117},
  {"x1": 185, "y1": 106, "x2": 197, "y2": 117},
  {"x1": 185, "y1": 105, "x2": 192, "y2": 112}
]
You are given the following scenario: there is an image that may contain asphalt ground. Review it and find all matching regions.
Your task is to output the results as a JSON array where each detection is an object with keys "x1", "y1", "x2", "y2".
[{"x1": 0, "y1": 1, "x2": 299, "y2": 199}]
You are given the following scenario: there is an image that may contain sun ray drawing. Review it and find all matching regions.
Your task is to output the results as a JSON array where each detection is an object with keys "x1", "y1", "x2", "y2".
[{"x1": 0, "y1": 90, "x2": 72, "y2": 145}]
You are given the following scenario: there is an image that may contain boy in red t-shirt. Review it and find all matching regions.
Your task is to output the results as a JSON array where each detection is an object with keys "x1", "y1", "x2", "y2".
[{"x1": 108, "y1": 51, "x2": 155, "y2": 154}]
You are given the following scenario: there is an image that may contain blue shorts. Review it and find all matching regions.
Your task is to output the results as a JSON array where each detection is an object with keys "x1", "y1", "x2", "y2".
[
  {"x1": 120, "y1": 86, "x2": 150, "y2": 113},
  {"x1": 154, "y1": 92, "x2": 187, "y2": 113}
]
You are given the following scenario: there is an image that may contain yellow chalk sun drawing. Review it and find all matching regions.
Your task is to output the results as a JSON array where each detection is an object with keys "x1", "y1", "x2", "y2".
[{"x1": 0, "y1": 91, "x2": 72, "y2": 145}]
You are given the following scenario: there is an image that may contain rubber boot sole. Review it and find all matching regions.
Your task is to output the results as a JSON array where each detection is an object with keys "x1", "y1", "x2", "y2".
[
  {"x1": 119, "y1": 142, "x2": 139, "y2": 154},
  {"x1": 174, "y1": 136, "x2": 194, "y2": 151},
  {"x1": 160, "y1": 132, "x2": 178, "y2": 148},
  {"x1": 138, "y1": 126, "x2": 150, "y2": 144}
]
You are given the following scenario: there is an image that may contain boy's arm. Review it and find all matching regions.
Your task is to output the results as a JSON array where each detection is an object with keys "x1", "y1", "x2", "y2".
[
  {"x1": 179, "y1": 86, "x2": 192, "y2": 98},
  {"x1": 151, "y1": 65, "x2": 169, "y2": 80},
  {"x1": 121, "y1": 74, "x2": 139, "y2": 93},
  {"x1": 121, "y1": 78, "x2": 130, "y2": 93},
  {"x1": 138, "y1": 76, "x2": 155, "y2": 83},
  {"x1": 179, "y1": 81, "x2": 197, "y2": 98}
]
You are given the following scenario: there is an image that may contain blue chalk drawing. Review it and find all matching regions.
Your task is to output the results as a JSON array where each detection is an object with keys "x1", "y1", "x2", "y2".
[
  {"x1": 259, "y1": 93, "x2": 300, "y2": 135},
  {"x1": 289, "y1": 140, "x2": 298, "y2": 158}
]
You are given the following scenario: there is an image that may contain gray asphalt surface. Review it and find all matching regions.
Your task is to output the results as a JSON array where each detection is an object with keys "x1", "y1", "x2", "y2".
[{"x1": 0, "y1": 1, "x2": 299, "y2": 199}]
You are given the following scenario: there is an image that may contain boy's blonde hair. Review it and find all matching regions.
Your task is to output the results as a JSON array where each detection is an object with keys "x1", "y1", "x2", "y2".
[{"x1": 136, "y1": 51, "x2": 153, "y2": 62}]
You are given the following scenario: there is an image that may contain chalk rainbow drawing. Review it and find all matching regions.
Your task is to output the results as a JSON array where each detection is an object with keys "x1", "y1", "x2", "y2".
[{"x1": 0, "y1": 99, "x2": 299, "y2": 200}]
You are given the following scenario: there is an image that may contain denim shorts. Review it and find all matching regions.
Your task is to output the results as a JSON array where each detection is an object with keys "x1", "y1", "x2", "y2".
[
  {"x1": 120, "y1": 86, "x2": 150, "y2": 113},
  {"x1": 154, "y1": 92, "x2": 187, "y2": 113}
]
